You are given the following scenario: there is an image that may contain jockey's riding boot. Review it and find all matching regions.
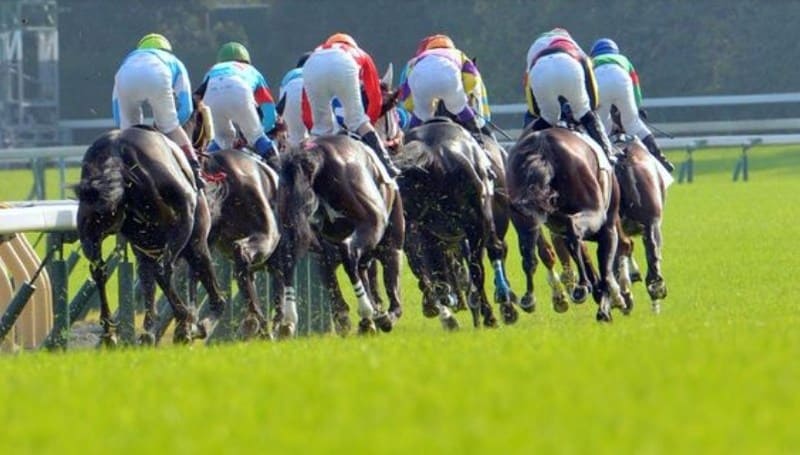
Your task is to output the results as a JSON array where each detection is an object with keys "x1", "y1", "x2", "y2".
[
  {"x1": 641, "y1": 134, "x2": 675, "y2": 173},
  {"x1": 579, "y1": 111, "x2": 617, "y2": 166},
  {"x1": 255, "y1": 136, "x2": 281, "y2": 172},
  {"x1": 531, "y1": 117, "x2": 551, "y2": 131},
  {"x1": 180, "y1": 144, "x2": 205, "y2": 190},
  {"x1": 361, "y1": 131, "x2": 400, "y2": 178}
]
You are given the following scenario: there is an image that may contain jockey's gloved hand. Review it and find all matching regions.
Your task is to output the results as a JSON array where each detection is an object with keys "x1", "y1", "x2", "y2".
[{"x1": 638, "y1": 107, "x2": 648, "y2": 121}]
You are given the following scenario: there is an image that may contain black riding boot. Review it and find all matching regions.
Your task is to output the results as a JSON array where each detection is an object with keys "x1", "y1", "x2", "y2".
[
  {"x1": 579, "y1": 111, "x2": 616, "y2": 165},
  {"x1": 361, "y1": 131, "x2": 400, "y2": 178},
  {"x1": 181, "y1": 144, "x2": 205, "y2": 190},
  {"x1": 641, "y1": 134, "x2": 675, "y2": 173},
  {"x1": 530, "y1": 117, "x2": 551, "y2": 131}
]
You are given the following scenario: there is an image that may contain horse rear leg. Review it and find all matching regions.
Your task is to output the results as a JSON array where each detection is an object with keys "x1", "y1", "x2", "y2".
[
  {"x1": 232, "y1": 234, "x2": 276, "y2": 339},
  {"x1": 615, "y1": 220, "x2": 635, "y2": 315},
  {"x1": 136, "y1": 258, "x2": 159, "y2": 346},
  {"x1": 84, "y1": 237, "x2": 116, "y2": 347},
  {"x1": 536, "y1": 231, "x2": 569, "y2": 313},
  {"x1": 372, "y1": 248, "x2": 403, "y2": 333},
  {"x1": 595, "y1": 222, "x2": 623, "y2": 322},
  {"x1": 342, "y1": 224, "x2": 384, "y2": 335},
  {"x1": 514, "y1": 221, "x2": 539, "y2": 313},
  {"x1": 643, "y1": 221, "x2": 667, "y2": 312}
]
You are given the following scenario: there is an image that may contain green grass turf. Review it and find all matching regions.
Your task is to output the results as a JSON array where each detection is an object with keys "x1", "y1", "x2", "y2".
[{"x1": 0, "y1": 145, "x2": 799, "y2": 453}]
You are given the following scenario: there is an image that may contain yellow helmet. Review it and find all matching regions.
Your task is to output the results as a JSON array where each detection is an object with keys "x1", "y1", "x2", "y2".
[
  {"x1": 325, "y1": 32, "x2": 357, "y2": 47},
  {"x1": 424, "y1": 34, "x2": 455, "y2": 51},
  {"x1": 137, "y1": 33, "x2": 172, "y2": 52}
]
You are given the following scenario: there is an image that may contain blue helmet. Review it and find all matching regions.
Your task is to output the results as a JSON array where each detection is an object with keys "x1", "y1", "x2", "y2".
[{"x1": 590, "y1": 38, "x2": 619, "y2": 57}]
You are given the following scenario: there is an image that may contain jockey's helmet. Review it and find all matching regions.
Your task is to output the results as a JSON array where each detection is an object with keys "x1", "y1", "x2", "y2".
[
  {"x1": 325, "y1": 33, "x2": 358, "y2": 47},
  {"x1": 590, "y1": 38, "x2": 619, "y2": 57},
  {"x1": 423, "y1": 34, "x2": 455, "y2": 51},
  {"x1": 137, "y1": 33, "x2": 172, "y2": 52},
  {"x1": 548, "y1": 27, "x2": 571, "y2": 38},
  {"x1": 217, "y1": 42, "x2": 251, "y2": 64}
]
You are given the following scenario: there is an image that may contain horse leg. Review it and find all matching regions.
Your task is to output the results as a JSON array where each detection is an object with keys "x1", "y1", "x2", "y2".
[
  {"x1": 486, "y1": 228, "x2": 514, "y2": 307},
  {"x1": 515, "y1": 222, "x2": 538, "y2": 313},
  {"x1": 643, "y1": 220, "x2": 667, "y2": 313},
  {"x1": 563, "y1": 226, "x2": 592, "y2": 305},
  {"x1": 404, "y1": 228, "x2": 440, "y2": 319},
  {"x1": 595, "y1": 222, "x2": 623, "y2": 323},
  {"x1": 85, "y1": 237, "x2": 116, "y2": 347},
  {"x1": 552, "y1": 233, "x2": 578, "y2": 300},
  {"x1": 615, "y1": 222, "x2": 635, "y2": 315},
  {"x1": 465, "y1": 231, "x2": 499, "y2": 329},
  {"x1": 152, "y1": 250, "x2": 197, "y2": 344},
  {"x1": 232, "y1": 235, "x2": 274, "y2": 339},
  {"x1": 373, "y1": 248, "x2": 403, "y2": 333},
  {"x1": 536, "y1": 230, "x2": 569, "y2": 313},
  {"x1": 137, "y1": 258, "x2": 159, "y2": 346},
  {"x1": 343, "y1": 221, "x2": 385, "y2": 335}
]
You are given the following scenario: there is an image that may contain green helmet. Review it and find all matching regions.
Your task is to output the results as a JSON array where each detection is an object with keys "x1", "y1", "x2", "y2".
[
  {"x1": 217, "y1": 42, "x2": 251, "y2": 63},
  {"x1": 137, "y1": 33, "x2": 172, "y2": 52}
]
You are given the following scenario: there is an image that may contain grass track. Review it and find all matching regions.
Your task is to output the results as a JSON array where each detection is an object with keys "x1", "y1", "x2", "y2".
[{"x1": 0, "y1": 146, "x2": 799, "y2": 453}]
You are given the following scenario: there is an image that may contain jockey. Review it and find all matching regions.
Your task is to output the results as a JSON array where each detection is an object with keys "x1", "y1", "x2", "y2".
[
  {"x1": 523, "y1": 28, "x2": 615, "y2": 163},
  {"x1": 398, "y1": 34, "x2": 492, "y2": 145},
  {"x1": 194, "y1": 42, "x2": 280, "y2": 171},
  {"x1": 301, "y1": 32, "x2": 400, "y2": 178},
  {"x1": 112, "y1": 33, "x2": 205, "y2": 189},
  {"x1": 276, "y1": 53, "x2": 311, "y2": 148},
  {"x1": 590, "y1": 38, "x2": 674, "y2": 172}
]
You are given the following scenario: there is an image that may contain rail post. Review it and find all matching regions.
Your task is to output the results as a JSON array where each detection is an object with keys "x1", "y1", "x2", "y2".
[
  {"x1": 43, "y1": 234, "x2": 68, "y2": 350},
  {"x1": 116, "y1": 238, "x2": 135, "y2": 344}
]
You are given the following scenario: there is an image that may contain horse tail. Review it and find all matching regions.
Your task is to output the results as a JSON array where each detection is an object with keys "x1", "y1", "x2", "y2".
[
  {"x1": 511, "y1": 134, "x2": 557, "y2": 221},
  {"x1": 279, "y1": 147, "x2": 323, "y2": 253},
  {"x1": 75, "y1": 130, "x2": 125, "y2": 212}
]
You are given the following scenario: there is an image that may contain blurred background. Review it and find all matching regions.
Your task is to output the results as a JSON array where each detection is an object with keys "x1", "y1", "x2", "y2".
[{"x1": 1, "y1": 0, "x2": 797, "y2": 147}]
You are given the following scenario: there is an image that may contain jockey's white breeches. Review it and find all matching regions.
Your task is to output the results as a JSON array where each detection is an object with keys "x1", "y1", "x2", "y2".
[
  {"x1": 203, "y1": 75, "x2": 262, "y2": 148},
  {"x1": 408, "y1": 55, "x2": 468, "y2": 121},
  {"x1": 303, "y1": 48, "x2": 368, "y2": 135},
  {"x1": 594, "y1": 63, "x2": 651, "y2": 139},
  {"x1": 114, "y1": 52, "x2": 180, "y2": 133},
  {"x1": 280, "y1": 77, "x2": 309, "y2": 147},
  {"x1": 529, "y1": 52, "x2": 591, "y2": 125}
]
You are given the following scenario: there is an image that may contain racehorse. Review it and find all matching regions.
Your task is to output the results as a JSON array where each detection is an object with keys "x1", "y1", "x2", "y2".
[
  {"x1": 76, "y1": 126, "x2": 227, "y2": 345},
  {"x1": 612, "y1": 134, "x2": 671, "y2": 313},
  {"x1": 395, "y1": 118, "x2": 510, "y2": 330},
  {"x1": 274, "y1": 134, "x2": 404, "y2": 336},
  {"x1": 506, "y1": 126, "x2": 626, "y2": 321},
  {"x1": 185, "y1": 105, "x2": 283, "y2": 339}
]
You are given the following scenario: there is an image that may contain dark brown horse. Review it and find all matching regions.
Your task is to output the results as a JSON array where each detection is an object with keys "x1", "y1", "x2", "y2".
[
  {"x1": 185, "y1": 105, "x2": 283, "y2": 339},
  {"x1": 76, "y1": 126, "x2": 227, "y2": 345},
  {"x1": 396, "y1": 118, "x2": 510, "y2": 329},
  {"x1": 275, "y1": 134, "x2": 404, "y2": 337},
  {"x1": 507, "y1": 126, "x2": 626, "y2": 321},
  {"x1": 612, "y1": 134, "x2": 671, "y2": 313}
]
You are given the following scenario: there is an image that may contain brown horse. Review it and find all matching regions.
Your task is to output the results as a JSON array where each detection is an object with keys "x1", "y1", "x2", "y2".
[
  {"x1": 507, "y1": 126, "x2": 626, "y2": 321},
  {"x1": 612, "y1": 134, "x2": 671, "y2": 313},
  {"x1": 76, "y1": 126, "x2": 227, "y2": 345},
  {"x1": 396, "y1": 118, "x2": 509, "y2": 329},
  {"x1": 275, "y1": 132, "x2": 404, "y2": 336},
  {"x1": 185, "y1": 105, "x2": 283, "y2": 339}
]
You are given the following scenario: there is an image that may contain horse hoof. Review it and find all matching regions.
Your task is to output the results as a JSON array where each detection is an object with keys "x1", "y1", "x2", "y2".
[
  {"x1": 647, "y1": 280, "x2": 667, "y2": 300},
  {"x1": 482, "y1": 314, "x2": 499, "y2": 329},
  {"x1": 422, "y1": 301, "x2": 440, "y2": 318},
  {"x1": 334, "y1": 313, "x2": 351, "y2": 337},
  {"x1": 560, "y1": 269, "x2": 578, "y2": 289},
  {"x1": 440, "y1": 315, "x2": 459, "y2": 331},
  {"x1": 357, "y1": 318, "x2": 377, "y2": 335},
  {"x1": 239, "y1": 316, "x2": 262, "y2": 340},
  {"x1": 373, "y1": 312, "x2": 394, "y2": 333},
  {"x1": 99, "y1": 333, "x2": 118, "y2": 348},
  {"x1": 277, "y1": 323, "x2": 296, "y2": 340},
  {"x1": 596, "y1": 309, "x2": 613, "y2": 323},
  {"x1": 500, "y1": 303, "x2": 518, "y2": 325},
  {"x1": 629, "y1": 270, "x2": 643, "y2": 283},
  {"x1": 571, "y1": 286, "x2": 589, "y2": 304},
  {"x1": 622, "y1": 292, "x2": 634, "y2": 315},
  {"x1": 553, "y1": 294, "x2": 569, "y2": 313},
  {"x1": 519, "y1": 294, "x2": 536, "y2": 313},
  {"x1": 138, "y1": 332, "x2": 156, "y2": 347}
]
